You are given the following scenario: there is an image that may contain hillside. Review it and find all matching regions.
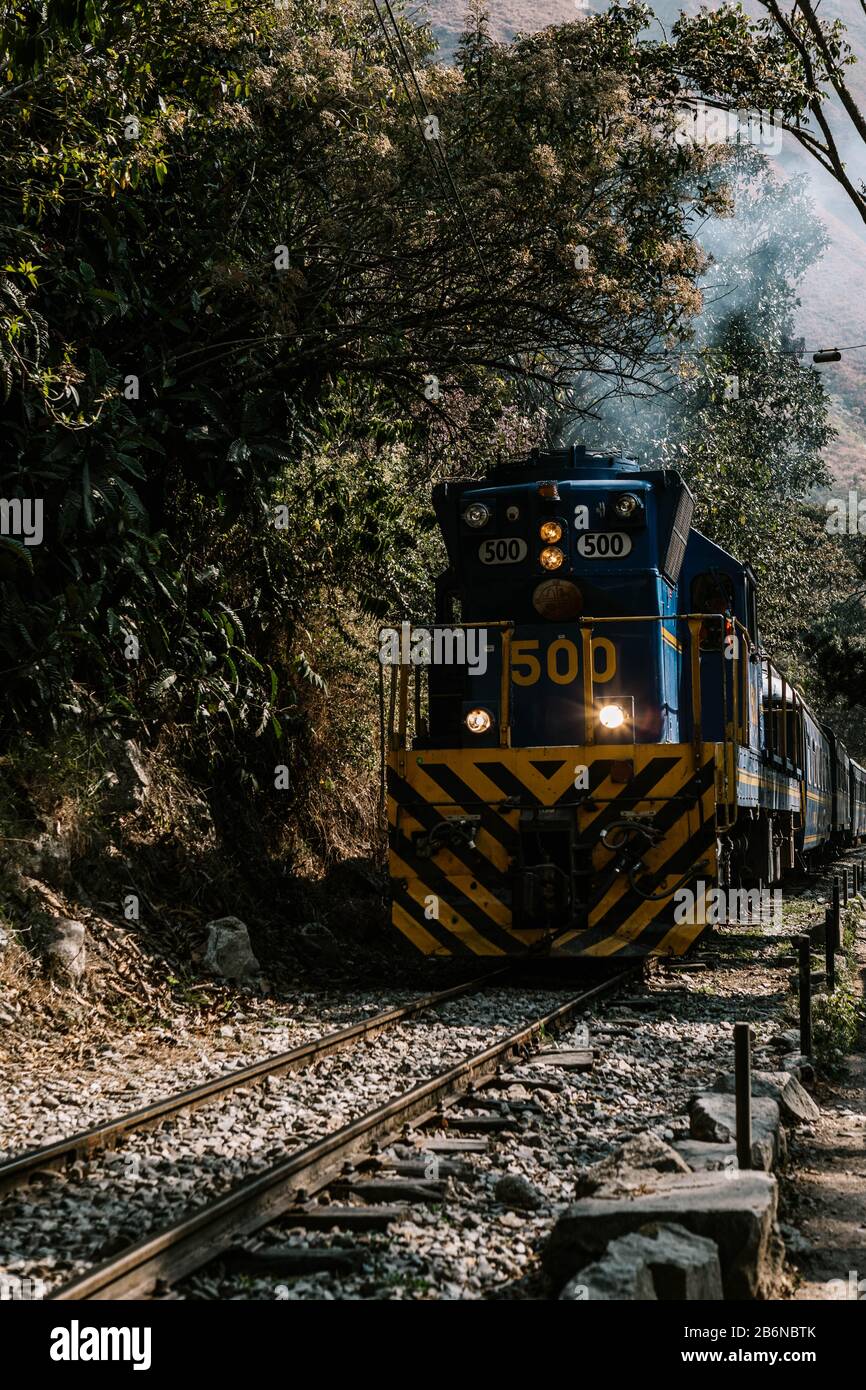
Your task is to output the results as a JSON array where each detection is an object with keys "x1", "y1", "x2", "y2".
[{"x1": 421, "y1": 0, "x2": 866, "y2": 484}]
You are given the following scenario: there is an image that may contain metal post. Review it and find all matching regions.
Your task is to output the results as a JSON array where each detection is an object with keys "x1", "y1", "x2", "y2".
[
  {"x1": 832, "y1": 877, "x2": 842, "y2": 952},
  {"x1": 687, "y1": 617, "x2": 703, "y2": 774},
  {"x1": 825, "y1": 907, "x2": 836, "y2": 992},
  {"x1": 798, "y1": 935, "x2": 812, "y2": 1057},
  {"x1": 499, "y1": 626, "x2": 512, "y2": 748},
  {"x1": 580, "y1": 624, "x2": 594, "y2": 746},
  {"x1": 842, "y1": 868, "x2": 848, "y2": 907},
  {"x1": 734, "y1": 1022, "x2": 752, "y2": 1172}
]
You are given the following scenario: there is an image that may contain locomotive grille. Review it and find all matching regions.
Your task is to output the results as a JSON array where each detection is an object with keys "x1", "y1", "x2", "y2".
[{"x1": 663, "y1": 486, "x2": 694, "y2": 585}]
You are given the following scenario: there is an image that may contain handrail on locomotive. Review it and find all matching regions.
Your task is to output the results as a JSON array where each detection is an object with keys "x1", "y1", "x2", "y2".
[{"x1": 385, "y1": 611, "x2": 808, "y2": 838}]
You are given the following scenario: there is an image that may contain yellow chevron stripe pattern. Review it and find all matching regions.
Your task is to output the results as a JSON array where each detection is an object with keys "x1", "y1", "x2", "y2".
[{"x1": 388, "y1": 742, "x2": 719, "y2": 960}]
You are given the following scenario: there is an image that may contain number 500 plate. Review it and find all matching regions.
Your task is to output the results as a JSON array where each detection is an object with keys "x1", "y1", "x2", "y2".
[{"x1": 576, "y1": 531, "x2": 632, "y2": 559}]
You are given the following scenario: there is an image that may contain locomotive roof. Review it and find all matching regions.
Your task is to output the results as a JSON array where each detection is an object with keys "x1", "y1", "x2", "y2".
[{"x1": 484, "y1": 443, "x2": 642, "y2": 482}]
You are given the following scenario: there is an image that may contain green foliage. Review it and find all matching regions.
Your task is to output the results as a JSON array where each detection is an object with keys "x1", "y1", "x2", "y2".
[
  {"x1": 579, "y1": 146, "x2": 840, "y2": 683},
  {"x1": 811, "y1": 984, "x2": 864, "y2": 1074},
  {"x1": 665, "y1": 0, "x2": 866, "y2": 227},
  {"x1": 3, "y1": 0, "x2": 856, "y2": 822},
  {"x1": 0, "y1": 0, "x2": 721, "y2": 770}
]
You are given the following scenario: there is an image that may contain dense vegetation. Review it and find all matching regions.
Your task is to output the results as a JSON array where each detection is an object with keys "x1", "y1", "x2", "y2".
[{"x1": 1, "y1": 0, "x2": 864, "y2": 893}]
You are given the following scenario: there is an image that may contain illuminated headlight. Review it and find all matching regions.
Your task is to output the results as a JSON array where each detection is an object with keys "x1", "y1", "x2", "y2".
[
  {"x1": 539, "y1": 521, "x2": 563, "y2": 543},
  {"x1": 598, "y1": 703, "x2": 626, "y2": 730},
  {"x1": 539, "y1": 546, "x2": 565, "y2": 570},
  {"x1": 463, "y1": 503, "x2": 490, "y2": 528},
  {"x1": 614, "y1": 492, "x2": 640, "y2": 519},
  {"x1": 465, "y1": 708, "x2": 493, "y2": 734}
]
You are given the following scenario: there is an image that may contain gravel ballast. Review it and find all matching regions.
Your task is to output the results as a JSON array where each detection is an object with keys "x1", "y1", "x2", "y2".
[{"x1": 0, "y1": 987, "x2": 568, "y2": 1292}]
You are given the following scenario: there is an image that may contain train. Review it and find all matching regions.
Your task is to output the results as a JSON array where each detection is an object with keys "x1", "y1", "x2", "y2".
[{"x1": 383, "y1": 445, "x2": 866, "y2": 959}]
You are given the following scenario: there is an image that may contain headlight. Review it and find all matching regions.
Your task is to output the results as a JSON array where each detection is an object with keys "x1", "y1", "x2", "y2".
[
  {"x1": 614, "y1": 492, "x2": 640, "y2": 518},
  {"x1": 539, "y1": 546, "x2": 565, "y2": 570},
  {"x1": 539, "y1": 521, "x2": 563, "y2": 543},
  {"x1": 598, "y1": 703, "x2": 626, "y2": 730},
  {"x1": 465, "y1": 708, "x2": 493, "y2": 734},
  {"x1": 463, "y1": 503, "x2": 490, "y2": 528}
]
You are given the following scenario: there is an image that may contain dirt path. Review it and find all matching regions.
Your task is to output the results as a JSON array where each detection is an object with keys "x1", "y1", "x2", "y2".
[{"x1": 786, "y1": 930, "x2": 866, "y2": 1300}]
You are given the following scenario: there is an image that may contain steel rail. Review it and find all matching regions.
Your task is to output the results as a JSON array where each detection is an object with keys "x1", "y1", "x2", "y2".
[
  {"x1": 0, "y1": 972, "x2": 505, "y2": 1196},
  {"x1": 51, "y1": 970, "x2": 629, "y2": 1300}
]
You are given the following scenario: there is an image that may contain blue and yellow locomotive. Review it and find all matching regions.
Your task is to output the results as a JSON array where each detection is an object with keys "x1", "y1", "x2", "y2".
[{"x1": 384, "y1": 446, "x2": 866, "y2": 958}]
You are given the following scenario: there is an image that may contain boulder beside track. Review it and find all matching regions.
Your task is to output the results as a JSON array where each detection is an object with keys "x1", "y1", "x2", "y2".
[{"x1": 544, "y1": 1170, "x2": 783, "y2": 1300}]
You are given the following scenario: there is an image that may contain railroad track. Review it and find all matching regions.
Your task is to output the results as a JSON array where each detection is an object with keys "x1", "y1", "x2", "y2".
[
  {"x1": 0, "y1": 974, "x2": 502, "y2": 1198},
  {"x1": 48, "y1": 972, "x2": 630, "y2": 1300},
  {"x1": 6, "y1": 862, "x2": 858, "y2": 1303}
]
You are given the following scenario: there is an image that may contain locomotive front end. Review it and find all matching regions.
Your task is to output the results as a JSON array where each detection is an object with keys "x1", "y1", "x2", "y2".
[{"x1": 384, "y1": 445, "x2": 722, "y2": 959}]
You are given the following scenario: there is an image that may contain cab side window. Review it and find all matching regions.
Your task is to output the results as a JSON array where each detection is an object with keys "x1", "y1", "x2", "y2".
[
  {"x1": 692, "y1": 571, "x2": 735, "y2": 651},
  {"x1": 691, "y1": 571, "x2": 735, "y2": 614}
]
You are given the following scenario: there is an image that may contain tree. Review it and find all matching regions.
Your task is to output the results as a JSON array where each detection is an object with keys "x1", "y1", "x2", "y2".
[
  {"x1": 664, "y1": 0, "x2": 866, "y2": 226},
  {"x1": 578, "y1": 146, "x2": 834, "y2": 657},
  {"x1": 0, "y1": 0, "x2": 726, "y2": 765}
]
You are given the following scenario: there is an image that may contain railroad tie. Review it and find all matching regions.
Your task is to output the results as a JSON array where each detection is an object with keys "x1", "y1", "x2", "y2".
[{"x1": 330, "y1": 1177, "x2": 446, "y2": 1204}]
